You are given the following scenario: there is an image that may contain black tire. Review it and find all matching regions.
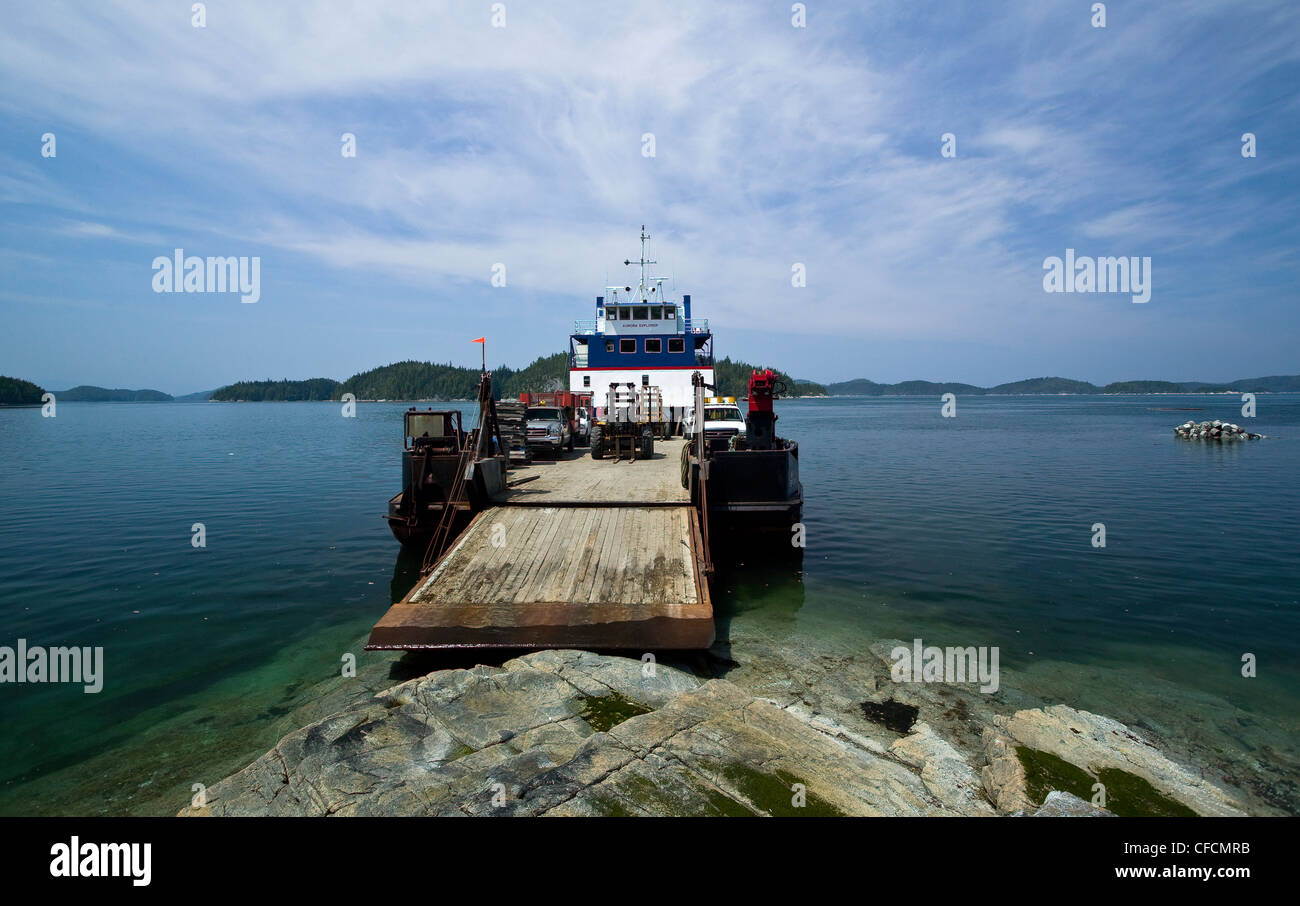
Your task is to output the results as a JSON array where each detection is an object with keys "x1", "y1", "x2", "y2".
[{"x1": 590, "y1": 424, "x2": 604, "y2": 459}]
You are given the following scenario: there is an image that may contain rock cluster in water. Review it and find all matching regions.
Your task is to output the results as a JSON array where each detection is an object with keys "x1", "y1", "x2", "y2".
[{"x1": 1174, "y1": 420, "x2": 1263, "y2": 441}]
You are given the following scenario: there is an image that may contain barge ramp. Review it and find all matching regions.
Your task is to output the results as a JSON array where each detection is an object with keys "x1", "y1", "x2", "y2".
[{"x1": 366, "y1": 438, "x2": 714, "y2": 650}]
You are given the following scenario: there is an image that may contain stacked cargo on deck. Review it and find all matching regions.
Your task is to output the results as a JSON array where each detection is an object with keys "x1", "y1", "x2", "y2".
[{"x1": 495, "y1": 400, "x2": 530, "y2": 464}]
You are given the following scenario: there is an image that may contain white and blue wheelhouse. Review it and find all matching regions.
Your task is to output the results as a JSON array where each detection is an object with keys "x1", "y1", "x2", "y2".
[{"x1": 568, "y1": 228, "x2": 714, "y2": 430}]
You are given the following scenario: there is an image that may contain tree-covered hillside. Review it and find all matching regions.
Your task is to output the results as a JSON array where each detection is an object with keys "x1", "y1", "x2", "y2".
[
  {"x1": 1100, "y1": 381, "x2": 1197, "y2": 394},
  {"x1": 337, "y1": 362, "x2": 483, "y2": 400},
  {"x1": 824, "y1": 378, "x2": 885, "y2": 395},
  {"x1": 824, "y1": 375, "x2": 1289, "y2": 395},
  {"x1": 211, "y1": 379, "x2": 340, "y2": 401},
  {"x1": 0, "y1": 375, "x2": 45, "y2": 406},
  {"x1": 712, "y1": 358, "x2": 826, "y2": 398},
  {"x1": 210, "y1": 352, "x2": 822, "y2": 401},
  {"x1": 989, "y1": 377, "x2": 1100, "y2": 394},
  {"x1": 493, "y1": 353, "x2": 571, "y2": 398},
  {"x1": 56, "y1": 385, "x2": 173, "y2": 402}
]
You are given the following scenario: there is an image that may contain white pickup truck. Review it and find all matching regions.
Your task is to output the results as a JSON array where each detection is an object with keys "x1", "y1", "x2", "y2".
[{"x1": 684, "y1": 398, "x2": 747, "y2": 445}]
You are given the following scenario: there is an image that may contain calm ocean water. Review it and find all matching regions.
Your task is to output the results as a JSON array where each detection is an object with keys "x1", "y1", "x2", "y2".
[{"x1": 1, "y1": 395, "x2": 1297, "y2": 815}]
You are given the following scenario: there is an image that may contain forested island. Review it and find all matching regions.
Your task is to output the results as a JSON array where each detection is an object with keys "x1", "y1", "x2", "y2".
[
  {"x1": 712, "y1": 359, "x2": 823, "y2": 397},
  {"x1": 210, "y1": 378, "x2": 339, "y2": 402},
  {"x1": 3, "y1": 378, "x2": 176, "y2": 404},
  {"x1": 55, "y1": 385, "x2": 173, "y2": 402},
  {"x1": 824, "y1": 375, "x2": 1300, "y2": 396},
  {"x1": 0, "y1": 375, "x2": 45, "y2": 406},
  {"x1": 13, "y1": 370, "x2": 1297, "y2": 405},
  {"x1": 209, "y1": 354, "x2": 826, "y2": 402}
]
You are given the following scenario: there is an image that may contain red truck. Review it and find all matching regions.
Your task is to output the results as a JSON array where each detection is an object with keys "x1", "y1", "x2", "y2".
[{"x1": 518, "y1": 391, "x2": 593, "y2": 455}]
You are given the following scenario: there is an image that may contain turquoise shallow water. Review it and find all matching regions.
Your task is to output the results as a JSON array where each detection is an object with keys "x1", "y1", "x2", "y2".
[{"x1": 0, "y1": 395, "x2": 1297, "y2": 814}]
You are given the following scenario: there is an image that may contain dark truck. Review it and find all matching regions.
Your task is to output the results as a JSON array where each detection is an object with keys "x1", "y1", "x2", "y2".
[
  {"x1": 519, "y1": 391, "x2": 590, "y2": 457},
  {"x1": 523, "y1": 405, "x2": 573, "y2": 456}
]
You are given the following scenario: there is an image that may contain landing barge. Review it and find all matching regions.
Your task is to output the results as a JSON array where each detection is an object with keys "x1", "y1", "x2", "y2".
[
  {"x1": 683, "y1": 368, "x2": 802, "y2": 534},
  {"x1": 368, "y1": 228, "x2": 800, "y2": 651},
  {"x1": 383, "y1": 373, "x2": 508, "y2": 546}
]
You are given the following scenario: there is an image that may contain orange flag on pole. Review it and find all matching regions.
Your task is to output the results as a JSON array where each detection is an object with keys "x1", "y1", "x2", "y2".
[{"x1": 472, "y1": 337, "x2": 485, "y2": 343}]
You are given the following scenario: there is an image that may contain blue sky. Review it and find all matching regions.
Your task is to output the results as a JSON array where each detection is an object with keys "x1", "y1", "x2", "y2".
[{"x1": 1, "y1": 0, "x2": 1297, "y2": 394}]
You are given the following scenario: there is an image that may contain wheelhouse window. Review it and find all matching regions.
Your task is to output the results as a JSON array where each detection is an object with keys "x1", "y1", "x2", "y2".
[
  {"x1": 664, "y1": 307, "x2": 676, "y2": 320},
  {"x1": 606, "y1": 307, "x2": 617, "y2": 320},
  {"x1": 668, "y1": 338, "x2": 684, "y2": 353},
  {"x1": 620, "y1": 338, "x2": 636, "y2": 353},
  {"x1": 619, "y1": 307, "x2": 632, "y2": 320},
  {"x1": 634, "y1": 306, "x2": 649, "y2": 320},
  {"x1": 650, "y1": 306, "x2": 662, "y2": 319},
  {"x1": 644, "y1": 338, "x2": 662, "y2": 353}
]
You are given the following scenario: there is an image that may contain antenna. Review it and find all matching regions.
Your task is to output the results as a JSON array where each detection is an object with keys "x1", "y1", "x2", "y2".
[{"x1": 623, "y1": 225, "x2": 657, "y2": 302}]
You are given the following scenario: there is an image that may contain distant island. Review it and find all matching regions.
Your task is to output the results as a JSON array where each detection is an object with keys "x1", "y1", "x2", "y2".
[
  {"x1": 9, "y1": 370, "x2": 1299, "y2": 406},
  {"x1": 0, "y1": 378, "x2": 179, "y2": 404},
  {"x1": 54, "y1": 385, "x2": 173, "y2": 402},
  {"x1": 824, "y1": 375, "x2": 1300, "y2": 396},
  {"x1": 209, "y1": 355, "x2": 823, "y2": 402}
]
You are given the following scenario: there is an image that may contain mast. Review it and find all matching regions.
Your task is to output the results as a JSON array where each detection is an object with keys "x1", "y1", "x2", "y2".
[{"x1": 624, "y1": 224, "x2": 657, "y2": 302}]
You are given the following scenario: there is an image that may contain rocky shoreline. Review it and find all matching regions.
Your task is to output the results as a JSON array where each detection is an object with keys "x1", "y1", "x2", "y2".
[{"x1": 181, "y1": 644, "x2": 1251, "y2": 818}]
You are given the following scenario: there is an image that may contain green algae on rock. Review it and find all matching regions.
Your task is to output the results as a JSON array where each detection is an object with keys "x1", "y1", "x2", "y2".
[
  {"x1": 1017, "y1": 746, "x2": 1096, "y2": 806},
  {"x1": 717, "y1": 763, "x2": 847, "y2": 817},
  {"x1": 1016, "y1": 745, "x2": 1203, "y2": 817},
  {"x1": 580, "y1": 692, "x2": 652, "y2": 732},
  {"x1": 1095, "y1": 768, "x2": 1197, "y2": 817}
]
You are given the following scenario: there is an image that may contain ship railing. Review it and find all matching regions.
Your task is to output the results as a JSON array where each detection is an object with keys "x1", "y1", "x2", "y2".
[{"x1": 574, "y1": 318, "x2": 708, "y2": 335}]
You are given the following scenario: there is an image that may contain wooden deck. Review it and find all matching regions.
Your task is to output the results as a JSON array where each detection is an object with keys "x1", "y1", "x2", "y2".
[
  {"x1": 366, "y1": 438, "x2": 713, "y2": 650},
  {"x1": 494, "y1": 438, "x2": 689, "y2": 506}
]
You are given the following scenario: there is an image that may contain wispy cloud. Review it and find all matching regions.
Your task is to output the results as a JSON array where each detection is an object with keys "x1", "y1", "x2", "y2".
[{"x1": 0, "y1": 0, "x2": 1296, "y2": 389}]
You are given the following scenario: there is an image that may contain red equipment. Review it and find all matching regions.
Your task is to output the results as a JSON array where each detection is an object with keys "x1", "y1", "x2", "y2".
[
  {"x1": 745, "y1": 369, "x2": 785, "y2": 450},
  {"x1": 746, "y1": 369, "x2": 780, "y2": 413}
]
